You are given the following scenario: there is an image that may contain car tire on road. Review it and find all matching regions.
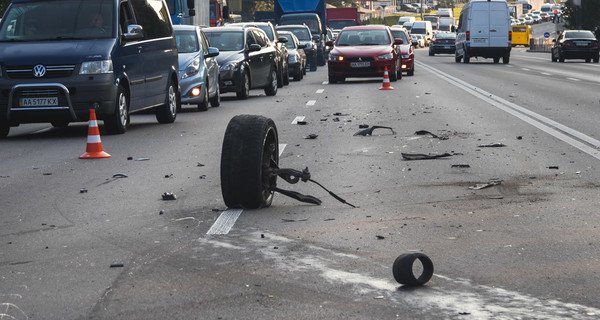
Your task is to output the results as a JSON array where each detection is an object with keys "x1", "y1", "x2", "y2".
[
  {"x1": 407, "y1": 64, "x2": 414, "y2": 76},
  {"x1": 276, "y1": 64, "x2": 284, "y2": 88},
  {"x1": 463, "y1": 51, "x2": 470, "y2": 63},
  {"x1": 51, "y1": 120, "x2": 69, "y2": 128},
  {"x1": 236, "y1": 71, "x2": 250, "y2": 100},
  {"x1": 392, "y1": 253, "x2": 434, "y2": 286},
  {"x1": 220, "y1": 114, "x2": 279, "y2": 209},
  {"x1": 283, "y1": 64, "x2": 290, "y2": 85},
  {"x1": 0, "y1": 120, "x2": 9, "y2": 138},
  {"x1": 502, "y1": 55, "x2": 510, "y2": 64},
  {"x1": 264, "y1": 66, "x2": 278, "y2": 96},
  {"x1": 310, "y1": 54, "x2": 317, "y2": 72},
  {"x1": 455, "y1": 52, "x2": 462, "y2": 63},
  {"x1": 197, "y1": 82, "x2": 209, "y2": 112},
  {"x1": 328, "y1": 74, "x2": 337, "y2": 84},
  {"x1": 104, "y1": 85, "x2": 129, "y2": 134},
  {"x1": 210, "y1": 83, "x2": 221, "y2": 107},
  {"x1": 156, "y1": 80, "x2": 178, "y2": 124}
]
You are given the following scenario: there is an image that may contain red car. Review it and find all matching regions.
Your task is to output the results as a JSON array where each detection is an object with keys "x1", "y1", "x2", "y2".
[
  {"x1": 389, "y1": 26, "x2": 415, "y2": 76},
  {"x1": 326, "y1": 25, "x2": 403, "y2": 83}
]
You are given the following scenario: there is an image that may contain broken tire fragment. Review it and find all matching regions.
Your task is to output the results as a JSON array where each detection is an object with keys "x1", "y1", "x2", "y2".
[
  {"x1": 221, "y1": 115, "x2": 279, "y2": 209},
  {"x1": 393, "y1": 253, "x2": 434, "y2": 286}
]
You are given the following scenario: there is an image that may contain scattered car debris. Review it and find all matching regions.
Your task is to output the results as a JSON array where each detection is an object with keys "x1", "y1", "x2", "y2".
[
  {"x1": 451, "y1": 164, "x2": 470, "y2": 168},
  {"x1": 376, "y1": 235, "x2": 385, "y2": 240},
  {"x1": 547, "y1": 166, "x2": 559, "y2": 170},
  {"x1": 159, "y1": 210, "x2": 164, "y2": 215},
  {"x1": 477, "y1": 143, "x2": 506, "y2": 148},
  {"x1": 393, "y1": 252, "x2": 434, "y2": 286},
  {"x1": 332, "y1": 117, "x2": 340, "y2": 122},
  {"x1": 401, "y1": 153, "x2": 452, "y2": 160},
  {"x1": 304, "y1": 134, "x2": 318, "y2": 139},
  {"x1": 164, "y1": 174, "x2": 173, "y2": 178},
  {"x1": 516, "y1": 136, "x2": 523, "y2": 140},
  {"x1": 296, "y1": 121, "x2": 307, "y2": 125},
  {"x1": 42, "y1": 172, "x2": 52, "y2": 175},
  {"x1": 127, "y1": 157, "x2": 133, "y2": 160},
  {"x1": 354, "y1": 126, "x2": 396, "y2": 136},
  {"x1": 199, "y1": 175, "x2": 207, "y2": 179},
  {"x1": 282, "y1": 218, "x2": 308, "y2": 223},
  {"x1": 110, "y1": 264, "x2": 124, "y2": 268},
  {"x1": 468, "y1": 180, "x2": 502, "y2": 190},
  {"x1": 359, "y1": 124, "x2": 369, "y2": 128},
  {"x1": 261, "y1": 234, "x2": 265, "y2": 238},
  {"x1": 135, "y1": 157, "x2": 150, "y2": 161},
  {"x1": 79, "y1": 188, "x2": 88, "y2": 193},
  {"x1": 197, "y1": 163, "x2": 205, "y2": 167},
  {"x1": 324, "y1": 218, "x2": 335, "y2": 221},
  {"x1": 414, "y1": 130, "x2": 448, "y2": 140},
  {"x1": 112, "y1": 173, "x2": 128, "y2": 178},
  {"x1": 333, "y1": 112, "x2": 349, "y2": 116},
  {"x1": 161, "y1": 192, "x2": 177, "y2": 200}
]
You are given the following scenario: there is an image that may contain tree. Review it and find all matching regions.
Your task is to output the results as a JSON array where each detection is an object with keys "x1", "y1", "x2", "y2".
[{"x1": 562, "y1": 0, "x2": 600, "y2": 30}]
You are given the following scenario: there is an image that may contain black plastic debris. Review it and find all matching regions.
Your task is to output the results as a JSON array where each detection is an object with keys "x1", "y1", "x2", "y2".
[
  {"x1": 478, "y1": 143, "x2": 506, "y2": 148},
  {"x1": 304, "y1": 134, "x2": 318, "y2": 139},
  {"x1": 354, "y1": 126, "x2": 396, "y2": 136},
  {"x1": 516, "y1": 136, "x2": 523, "y2": 140},
  {"x1": 359, "y1": 124, "x2": 369, "y2": 129},
  {"x1": 199, "y1": 175, "x2": 207, "y2": 179},
  {"x1": 161, "y1": 192, "x2": 177, "y2": 200},
  {"x1": 547, "y1": 166, "x2": 559, "y2": 170},
  {"x1": 333, "y1": 112, "x2": 349, "y2": 116},
  {"x1": 164, "y1": 174, "x2": 173, "y2": 178},
  {"x1": 401, "y1": 153, "x2": 452, "y2": 160},
  {"x1": 376, "y1": 235, "x2": 385, "y2": 240},
  {"x1": 197, "y1": 163, "x2": 205, "y2": 167},
  {"x1": 127, "y1": 157, "x2": 133, "y2": 160},
  {"x1": 332, "y1": 117, "x2": 340, "y2": 122},
  {"x1": 297, "y1": 121, "x2": 307, "y2": 125},
  {"x1": 112, "y1": 173, "x2": 128, "y2": 178},
  {"x1": 43, "y1": 172, "x2": 52, "y2": 176},
  {"x1": 415, "y1": 130, "x2": 448, "y2": 140},
  {"x1": 451, "y1": 164, "x2": 470, "y2": 168},
  {"x1": 159, "y1": 210, "x2": 164, "y2": 215},
  {"x1": 110, "y1": 264, "x2": 124, "y2": 268},
  {"x1": 468, "y1": 180, "x2": 502, "y2": 190},
  {"x1": 80, "y1": 188, "x2": 88, "y2": 193},
  {"x1": 393, "y1": 253, "x2": 434, "y2": 286}
]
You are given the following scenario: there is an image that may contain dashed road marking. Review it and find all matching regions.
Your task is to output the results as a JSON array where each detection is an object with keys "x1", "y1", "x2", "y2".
[
  {"x1": 322, "y1": 81, "x2": 329, "y2": 85},
  {"x1": 566, "y1": 77, "x2": 581, "y2": 81},
  {"x1": 292, "y1": 116, "x2": 305, "y2": 124},
  {"x1": 541, "y1": 72, "x2": 552, "y2": 76},
  {"x1": 306, "y1": 100, "x2": 317, "y2": 106},
  {"x1": 316, "y1": 89, "x2": 324, "y2": 94}
]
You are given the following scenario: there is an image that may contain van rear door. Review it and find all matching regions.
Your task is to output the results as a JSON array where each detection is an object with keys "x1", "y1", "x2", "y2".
[
  {"x1": 469, "y1": 3, "x2": 490, "y2": 47},
  {"x1": 489, "y1": 2, "x2": 510, "y2": 48}
]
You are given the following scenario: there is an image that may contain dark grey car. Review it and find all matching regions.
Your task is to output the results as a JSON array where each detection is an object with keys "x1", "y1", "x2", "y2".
[{"x1": 0, "y1": 0, "x2": 180, "y2": 137}]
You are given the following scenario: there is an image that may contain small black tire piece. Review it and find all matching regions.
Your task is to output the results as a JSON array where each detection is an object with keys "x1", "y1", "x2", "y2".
[
  {"x1": 220, "y1": 115, "x2": 279, "y2": 209},
  {"x1": 197, "y1": 82, "x2": 209, "y2": 112},
  {"x1": 210, "y1": 82, "x2": 221, "y2": 107},
  {"x1": 392, "y1": 253, "x2": 434, "y2": 286},
  {"x1": 104, "y1": 85, "x2": 129, "y2": 134},
  {"x1": 156, "y1": 80, "x2": 178, "y2": 124},
  {"x1": 0, "y1": 120, "x2": 9, "y2": 138},
  {"x1": 236, "y1": 71, "x2": 250, "y2": 100},
  {"x1": 264, "y1": 67, "x2": 278, "y2": 96}
]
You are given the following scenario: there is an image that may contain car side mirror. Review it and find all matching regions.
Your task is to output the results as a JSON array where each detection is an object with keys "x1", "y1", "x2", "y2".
[
  {"x1": 394, "y1": 38, "x2": 403, "y2": 45},
  {"x1": 312, "y1": 35, "x2": 320, "y2": 41},
  {"x1": 278, "y1": 36, "x2": 288, "y2": 43},
  {"x1": 298, "y1": 44, "x2": 307, "y2": 49},
  {"x1": 207, "y1": 47, "x2": 219, "y2": 57},
  {"x1": 325, "y1": 40, "x2": 333, "y2": 47},
  {"x1": 123, "y1": 24, "x2": 143, "y2": 41},
  {"x1": 248, "y1": 43, "x2": 261, "y2": 52}
]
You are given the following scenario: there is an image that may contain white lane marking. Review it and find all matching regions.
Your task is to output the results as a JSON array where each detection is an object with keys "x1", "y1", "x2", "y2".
[
  {"x1": 322, "y1": 81, "x2": 329, "y2": 85},
  {"x1": 292, "y1": 116, "x2": 305, "y2": 124},
  {"x1": 541, "y1": 72, "x2": 552, "y2": 76},
  {"x1": 199, "y1": 232, "x2": 600, "y2": 319},
  {"x1": 566, "y1": 77, "x2": 581, "y2": 81},
  {"x1": 205, "y1": 144, "x2": 287, "y2": 235},
  {"x1": 306, "y1": 100, "x2": 317, "y2": 106},
  {"x1": 521, "y1": 68, "x2": 530, "y2": 71},
  {"x1": 416, "y1": 61, "x2": 600, "y2": 160},
  {"x1": 316, "y1": 89, "x2": 325, "y2": 94}
]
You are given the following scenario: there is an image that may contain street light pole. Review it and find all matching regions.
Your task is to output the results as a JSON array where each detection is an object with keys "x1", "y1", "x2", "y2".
[{"x1": 421, "y1": 0, "x2": 424, "y2": 20}]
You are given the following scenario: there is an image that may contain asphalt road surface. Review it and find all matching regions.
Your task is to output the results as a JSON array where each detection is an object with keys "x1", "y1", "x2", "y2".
[{"x1": 2, "y1": 45, "x2": 600, "y2": 319}]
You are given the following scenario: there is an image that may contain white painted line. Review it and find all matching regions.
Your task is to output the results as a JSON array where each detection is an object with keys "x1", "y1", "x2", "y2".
[
  {"x1": 521, "y1": 68, "x2": 530, "y2": 71},
  {"x1": 206, "y1": 144, "x2": 287, "y2": 235},
  {"x1": 206, "y1": 209, "x2": 242, "y2": 235},
  {"x1": 541, "y1": 72, "x2": 552, "y2": 76},
  {"x1": 566, "y1": 77, "x2": 581, "y2": 81},
  {"x1": 322, "y1": 81, "x2": 329, "y2": 85},
  {"x1": 306, "y1": 100, "x2": 317, "y2": 106},
  {"x1": 291, "y1": 116, "x2": 305, "y2": 124},
  {"x1": 316, "y1": 89, "x2": 325, "y2": 94}
]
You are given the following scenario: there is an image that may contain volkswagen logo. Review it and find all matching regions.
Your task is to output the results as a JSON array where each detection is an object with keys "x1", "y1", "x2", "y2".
[{"x1": 33, "y1": 65, "x2": 46, "y2": 78}]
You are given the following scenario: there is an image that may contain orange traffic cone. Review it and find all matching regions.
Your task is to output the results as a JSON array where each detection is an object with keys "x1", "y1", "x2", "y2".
[
  {"x1": 79, "y1": 109, "x2": 111, "y2": 159},
  {"x1": 379, "y1": 66, "x2": 394, "y2": 90}
]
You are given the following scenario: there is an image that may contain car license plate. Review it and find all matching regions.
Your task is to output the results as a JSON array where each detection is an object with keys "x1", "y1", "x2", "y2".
[
  {"x1": 473, "y1": 39, "x2": 486, "y2": 43},
  {"x1": 574, "y1": 41, "x2": 590, "y2": 46},
  {"x1": 444, "y1": 46, "x2": 452, "y2": 49},
  {"x1": 19, "y1": 97, "x2": 58, "y2": 107},
  {"x1": 350, "y1": 62, "x2": 370, "y2": 68}
]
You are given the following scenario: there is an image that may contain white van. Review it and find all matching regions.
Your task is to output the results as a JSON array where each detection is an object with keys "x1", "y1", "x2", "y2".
[
  {"x1": 454, "y1": 0, "x2": 512, "y2": 64},
  {"x1": 397, "y1": 16, "x2": 416, "y2": 26},
  {"x1": 410, "y1": 20, "x2": 433, "y2": 46}
]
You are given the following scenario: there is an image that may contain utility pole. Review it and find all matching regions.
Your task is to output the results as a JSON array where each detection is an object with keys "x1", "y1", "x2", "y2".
[{"x1": 421, "y1": 0, "x2": 424, "y2": 20}]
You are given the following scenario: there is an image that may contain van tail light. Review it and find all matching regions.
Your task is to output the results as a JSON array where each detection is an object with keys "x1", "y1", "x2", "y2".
[
  {"x1": 593, "y1": 41, "x2": 599, "y2": 49},
  {"x1": 562, "y1": 40, "x2": 572, "y2": 47},
  {"x1": 466, "y1": 31, "x2": 470, "y2": 41},
  {"x1": 509, "y1": 30, "x2": 512, "y2": 41}
]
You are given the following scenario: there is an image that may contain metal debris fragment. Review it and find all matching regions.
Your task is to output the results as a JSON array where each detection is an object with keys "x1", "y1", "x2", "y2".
[
  {"x1": 468, "y1": 180, "x2": 502, "y2": 190},
  {"x1": 304, "y1": 134, "x2": 318, "y2": 139},
  {"x1": 478, "y1": 143, "x2": 506, "y2": 148},
  {"x1": 161, "y1": 192, "x2": 177, "y2": 200},
  {"x1": 415, "y1": 130, "x2": 448, "y2": 140},
  {"x1": 451, "y1": 164, "x2": 470, "y2": 168},
  {"x1": 354, "y1": 126, "x2": 396, "y2": 136},
  {"x1": 112, "y1": 173, "x2": 128, "y2": 178},
  {"x1": 401, "y1": 153, "x2": 452, "y2": 160}
]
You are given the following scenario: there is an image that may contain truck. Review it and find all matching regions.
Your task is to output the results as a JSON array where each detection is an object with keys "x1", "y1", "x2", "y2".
[
  {"x1": 423, "y1": 15, "x2": 440, "y2": 31},
  {"x1": 166, "y1": 0, "x2": 229, "y2": 27},
  {"x1": 326, "y1": 7, "x2": 360, "y2": 30},
  {"x1": 438, "y1": 17, "x2": 455, "y2": 32}
]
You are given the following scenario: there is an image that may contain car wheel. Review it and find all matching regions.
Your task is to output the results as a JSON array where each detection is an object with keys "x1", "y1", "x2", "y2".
[
  {"x1": 407, "y1": 64, "x2": 414, "y2": 76},
  {"x1": 220, "y1": 114, "x2": 279, "y2": 209},
  {"x1": 455, "y1": 51, "x2": 461, "y2": 63},
  {"x1": 236, "y1": 71, "x2": 250, "y2": 100},
  {"x1": 558, "y1": 53, "x2": 565, "y2": 62},
  {"x1": 283, "y1": 63, "x2": 290, "y2": 85},
  {"x1": 551, "y1": 52, "x2": 557, "y2": 62},
  {"x1": 585, "y1": 58, "x2": 591, "y2": 63},
  {"x1": 303, "y1": 62, "x2": 307, "y2": 75},
  {"x1": 294, "y1": 71, "x2": 302, "y2": 81},
  {"x1": 463, "y1": 50, "x2": 470, "y2": 63},
  {"x1": 104, "y1": 85, "x2": 129, "y2": 134},
  {"x1": 276, "y1": 62, "x2": 283, "y2": 88},
  {"x1": 197, "y1": 82, "x2": 209, "y2": 112},
  {"x1": 156, "y1": 80, "x2": 177, "y2": 124},
  {"x1": 310, "y1": 54, "x2": 317, "y2": 71},
  {"x1": 389, "y1": 66, "x2": 398, "y2": 82},
  {"x1": 502, "y1": 55, "x2": 510, "y2": 64},
  {"x1": 594, "y1": 56, "x2": 599, "y2": 63},
  {"x1": 0, "y1": 120, "x2": 9, "y2": 138},
  {"x1": 317, "y1": 48, "x2": 326, "y2": 66},
  {"x1": 264, "y1": 66, "x2": 278, "y2": 96},
  {"x1": 429, "y1": 49, "x2": 434, "y2": 56},
  {"x1": 210, "y1": 82, "x2": 221, "y2": 107}
]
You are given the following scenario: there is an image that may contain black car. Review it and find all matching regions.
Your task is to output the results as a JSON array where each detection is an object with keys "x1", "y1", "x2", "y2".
[
  {"x1": 228, "y1": 22, "x2": 289, "y2": 87},
  {"x1": 203, "y1": 26, "x2": 278, "y2": 99},
  {"x1": 277, "y1": 30, "x2": 306, "y2": 81},
  {"x1": 429, "y1": 31, "x2": 457, "y2": 56},
  {"x1": 276, "y1": 25, "x2": 318, "y2": 71},
  {"x1": 551, "y1": 30, "x2": 599, "y2": 63}
]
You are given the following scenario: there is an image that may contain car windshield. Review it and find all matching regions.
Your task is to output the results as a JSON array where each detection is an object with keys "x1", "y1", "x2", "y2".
[
  {"x1": 175, "y1": 30, "x2": 199, "y2": 54},
  {"x1": 336, "y1": 30, "x2": 390, "y2": 46},
  {"x1": 564, "y1": 31, "x2": 595, "y2": 39},
  {"x1": 435, "y1": 33, "x2": 456, "y2": 40},
  {"x1": 390, "y1": 30, "x2": 408, "y2": 43},
  {"x1": 278, "y1": 28, "x2": 310, "y2": 41},
  {"x1": 280, "y1": 19, "x2": 319, "y2": 34},
  {"x1": 0, "y1": 0, "x2": 114, "y2": 41},
  {"x1": 205, "y1": 31, "x2": 244, "y2": 51}
]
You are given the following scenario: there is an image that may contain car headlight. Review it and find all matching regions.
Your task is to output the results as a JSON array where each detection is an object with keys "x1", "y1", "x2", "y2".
[
  {"x1": 182, "y1": 57, "x2": 200, "y2": 79},
  {"x1": 329, "y1": 54, "x2": 343, "y2": 61},
  {"x1": 80, "y1": 60, "x2": 113, "y2": 74},
  {"x1": 219, "y1": 61, "x2": 238, "y2": 72},
  {"x1": 401, "y1": 54, "x2": 410, "y2": 59},
  {"x1": 377, "y1": 53, "x2": 394, "y2": 60}
]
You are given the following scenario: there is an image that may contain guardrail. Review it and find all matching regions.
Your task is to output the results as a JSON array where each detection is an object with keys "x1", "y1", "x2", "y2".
[{"x1": 528, "y1": 37, "x2": 553, "y2": 52}]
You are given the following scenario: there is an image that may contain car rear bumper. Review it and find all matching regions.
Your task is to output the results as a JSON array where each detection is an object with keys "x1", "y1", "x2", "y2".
[
  {"x1": 466, "y1": 46, "x2": 511, "y2": 58},
  {"x1": 328, "y1": 60, "x2": 397, "y2": 78},
  {"x1": 431, "y1": 44, "x2": 456, "y2": 53},
  {"x1": 560, "y1": 48, "x2": 599, "y2": 59}
]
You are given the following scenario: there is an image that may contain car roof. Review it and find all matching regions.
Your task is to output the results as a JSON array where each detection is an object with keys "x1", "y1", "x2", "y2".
[
  {"x1": 203, "y1": 26, "x2": 244, "y2": 32},
  {"x1": 342, "y1": 25, "x2": 389, "y2": 31},
  {"x1": 173, "y1": 25, "x2": 197, "y2": 31},
  {"x1": 276, "y1": 24, "x2": 310, "y2": 29}
]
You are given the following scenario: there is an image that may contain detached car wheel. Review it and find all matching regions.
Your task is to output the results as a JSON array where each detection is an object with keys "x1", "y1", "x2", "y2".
[{"x1": 220, "y1": 115, "x2": 279, "y2": 209}]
